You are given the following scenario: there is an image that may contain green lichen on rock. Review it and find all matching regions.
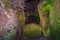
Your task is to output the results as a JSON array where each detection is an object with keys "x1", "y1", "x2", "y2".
[
  {"x1": 24, "y1": 23, "x2": 42, "y2": 38},
  {"x1": 4, "y1": 28, "x2": 16, "y2": 40},
  {"x1": 16, "y1": 9, "x2": 25, "y2": 26},
  {"x1": 4, "y1": 0, "x2": 10, "y2": 9},
  {"x1": 38, "y1": 0, "x2": 54, "y2": 38}
]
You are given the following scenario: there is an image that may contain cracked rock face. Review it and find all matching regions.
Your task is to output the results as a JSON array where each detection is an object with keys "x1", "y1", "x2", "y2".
[
  {"x1": 0, "y1": 8, "x2": 18, "y2": 39},
  {"x1": 9, "y1": 0, "x2": 25, "y2": 10}
]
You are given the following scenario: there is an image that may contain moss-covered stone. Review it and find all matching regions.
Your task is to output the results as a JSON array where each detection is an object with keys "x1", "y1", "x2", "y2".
[
  {"x1": 24, "y1": 23, "x2": 42, "y2": 38},
  {"x1": 17, "y1": 9, "x2": 25, "y2": 25}
]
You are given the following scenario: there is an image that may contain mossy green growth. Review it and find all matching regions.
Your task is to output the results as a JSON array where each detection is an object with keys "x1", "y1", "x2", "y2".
[
  {"x1": 24, "y1": 23, "x2": 42, "y2": 38},
  {"x1": 17, "y1": 10, "x2": 25, "y2": 25},
  {"x1": 18, "y1": 13, "x2": 24, "y2": 22},
  {"x1": 4, "y1": 0, "x2": 10, "y2": 9},
  {"x1": 43, "y1": 28, "x2": 51, "y2": 37}
]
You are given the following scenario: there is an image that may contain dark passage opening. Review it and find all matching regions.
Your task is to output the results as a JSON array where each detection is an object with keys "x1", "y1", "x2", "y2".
[{"x1": 25, "y1": 0, "x2": 41, "y2": 25}]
